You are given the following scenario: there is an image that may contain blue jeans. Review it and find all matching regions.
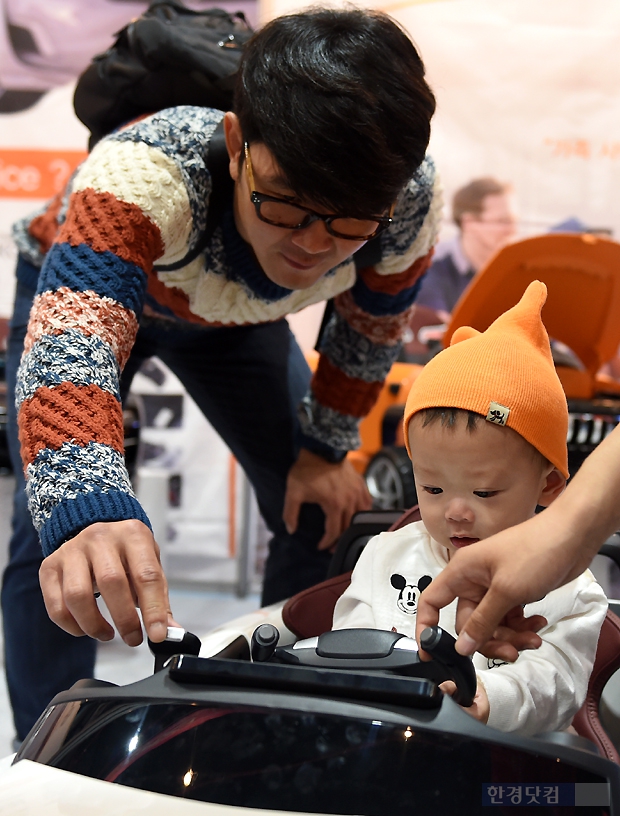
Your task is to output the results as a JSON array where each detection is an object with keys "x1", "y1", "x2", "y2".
[{"x1": 3, "y1": 257, "x2": 330, "y2": 739}]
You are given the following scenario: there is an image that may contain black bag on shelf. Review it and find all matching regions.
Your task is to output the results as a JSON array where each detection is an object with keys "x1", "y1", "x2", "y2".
[
  {"x1": 73, "y1": 0, "x2": 253, "y2": 271},
  {"x1": 73, "y1": 0, "x2": 254, "y2": 150}
]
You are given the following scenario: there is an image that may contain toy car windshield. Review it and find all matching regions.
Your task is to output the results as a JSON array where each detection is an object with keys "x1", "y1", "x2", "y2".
[{"x1": 23, "y1": 692, "x2": 612, "y2": 815}]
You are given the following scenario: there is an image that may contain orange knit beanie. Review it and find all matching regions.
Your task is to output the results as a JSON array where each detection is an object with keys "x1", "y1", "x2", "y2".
[{"x1": 403, "y1": 281, "x2": 569, "y2": 477}]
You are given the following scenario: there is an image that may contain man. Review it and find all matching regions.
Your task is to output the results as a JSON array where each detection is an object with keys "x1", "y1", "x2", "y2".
[
  {"x1": 416, "y1": 177, "x2": 516, "y2": 320},
  {"x1": 5, "y1": 7, "x2": 441, "y2": 741}
]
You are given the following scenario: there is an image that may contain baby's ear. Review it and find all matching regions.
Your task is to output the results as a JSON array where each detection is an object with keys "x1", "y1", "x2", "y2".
[{"x1": 538, "y1": 467, "x2": 566, "y2": 507}]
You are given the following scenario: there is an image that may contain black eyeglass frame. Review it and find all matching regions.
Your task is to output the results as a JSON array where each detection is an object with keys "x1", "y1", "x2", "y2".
[{"x1": 244, "y1": 142, "x2": 395, "y2": 242}]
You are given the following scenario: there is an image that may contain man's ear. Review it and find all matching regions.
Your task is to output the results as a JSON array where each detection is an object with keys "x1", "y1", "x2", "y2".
[
  {"x1": 537, "y1": 467, "x2": 566, "y2": 507},
  {"x1": 223, "y1": 111, "x2": 243, "y2": 182}
]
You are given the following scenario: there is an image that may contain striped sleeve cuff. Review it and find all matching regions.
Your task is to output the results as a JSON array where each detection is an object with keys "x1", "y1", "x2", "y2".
[
  {"x1": 38, "y1": 489, "x2": 152, "y2": 557},
  {"x1": 24, "y1": 441, "x2": 150, "y2": 555},
  {"x1": 298, "y1": 395, "x2": 360, "y2": 452},
  {"x1": 297, "y1": 428, "x2": 348, "y2": 463}
]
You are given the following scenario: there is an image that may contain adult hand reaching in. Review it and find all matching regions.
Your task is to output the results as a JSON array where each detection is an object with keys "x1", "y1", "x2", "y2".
[
  {"x1": 415, "y1": 514, "x2": 563, "y2": 662},
  {"x1": 39, "y1": 519, "x2": 176, "y2": 647}
]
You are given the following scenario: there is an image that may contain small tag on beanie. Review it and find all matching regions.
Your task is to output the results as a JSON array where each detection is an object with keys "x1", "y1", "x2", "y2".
[{"x1": 486, "y1": 401, "x2": 510, "y2": 426}]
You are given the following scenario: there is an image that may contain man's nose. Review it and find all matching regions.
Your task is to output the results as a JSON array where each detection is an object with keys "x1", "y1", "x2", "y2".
[
  {"x1": 290, "y1": 218, "x2": 333, "y2": 254},
  {"x1": 445, "y1": 498, "x2": 474, "y2": 523}
]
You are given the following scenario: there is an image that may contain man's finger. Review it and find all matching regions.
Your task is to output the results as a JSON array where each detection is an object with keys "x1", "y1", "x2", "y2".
[
  {"x1": 347, "y1": 486, "x2": 368, "y2": 526},
  {"x1": 503, "y1": 611, "x2": 547, "y2": 634},
  {"x1": 472, "y1": 632, "x2": 538, "y2": 663},
  {"x1": 475, "y1": 637, "x2": 520, "y2": 663},
  {"x1": 317, "y1": 504, "x2": 341, "y2": 551},
  {"x1": 125, "y1": 539, "x2": 170, "y2": 643},
  {"x1": 322, "y1": 489, "x2": 367, "y2": 552},
  {"x1": 492, "y1": 625, "x2": 543, "y2": 652},
  {"x1": 453, "y1": 596, "x2": 482, "y2": 636},
  {"x1": 282, "y1": 491, "x2": 301, "y2": 536},
  {"x1": 39, "y1": 559, "x2": 87, "y2": 638},
  {"x1": 455, "y1": 588, "x2": 513, "y2": 655},
  {"x1": 415, "y1": 583, "x2": 454, "y2": 647},
  {"x1": 60, "y1": 548, "x2": 116, "y2": 641},
  {"x1": 91, "y1": 545, "x2": 144, "y2": 646}
]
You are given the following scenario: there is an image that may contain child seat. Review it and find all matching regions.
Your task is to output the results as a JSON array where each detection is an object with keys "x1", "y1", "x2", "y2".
[{"x1": 282, "y1": 506, "x2": 620, "y2": 763}]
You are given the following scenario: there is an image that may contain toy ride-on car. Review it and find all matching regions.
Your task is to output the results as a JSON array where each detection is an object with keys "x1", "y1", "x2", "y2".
[
  {"x1": 6, "y1": 622, "x2": 619, "y2": 814},
  {"x1": 354, "y1": 233, "x2": 620, "y2": 509},
  {"x1": 5, "y1": 506, "x2": 620, "y2": 814}
]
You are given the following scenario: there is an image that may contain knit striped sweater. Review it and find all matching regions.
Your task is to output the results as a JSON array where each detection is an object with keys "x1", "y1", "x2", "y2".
[{"x1": 13, "y1": 106, "x2": 442, "y2": 556}]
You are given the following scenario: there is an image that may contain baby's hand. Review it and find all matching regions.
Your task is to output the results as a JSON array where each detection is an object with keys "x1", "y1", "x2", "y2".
[{"x1": 439, "y1": 679, "x2": 490, "y2": 724}]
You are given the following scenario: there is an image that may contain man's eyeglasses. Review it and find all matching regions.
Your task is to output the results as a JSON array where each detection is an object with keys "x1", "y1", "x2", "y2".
[{"x1": 244, "y1": 142, "x2": 394, "y2": 241}]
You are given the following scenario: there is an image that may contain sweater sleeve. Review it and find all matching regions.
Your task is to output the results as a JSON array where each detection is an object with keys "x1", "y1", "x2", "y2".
[
  {"x1": 478, "y1": 571, "x2": 607, "y2": 736},
  {"x1": 298, "y1": 157, "x2": 442, "y2": 454},
  {"x1": 15, "y1": 107, "x2": 223, "y2": 556}
]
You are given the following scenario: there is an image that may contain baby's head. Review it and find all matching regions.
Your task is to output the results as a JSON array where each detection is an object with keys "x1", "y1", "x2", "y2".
[{"x1": 403, "y1": 281, "x2": 568, "y2": 557}]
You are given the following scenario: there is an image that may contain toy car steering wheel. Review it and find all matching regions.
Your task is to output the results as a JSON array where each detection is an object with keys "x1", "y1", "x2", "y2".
[{"x1": 251, "y1": 624, "x2": 477, "y2": 707}]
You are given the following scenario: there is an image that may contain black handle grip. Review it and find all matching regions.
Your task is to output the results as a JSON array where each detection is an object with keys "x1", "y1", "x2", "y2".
[
  {"x1": 251, "y1": 623, "x2": 280, "y2": 662},
  {"x1": 148, "y1": 627, "x2": 202, "y2": 673},
  {"x1": 419, "y1": 626, "x2": 477, "y2": 707}
]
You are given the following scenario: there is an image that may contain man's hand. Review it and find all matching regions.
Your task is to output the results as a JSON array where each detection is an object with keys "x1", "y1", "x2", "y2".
[
  {"x1": 283, "y1": 449, "x2": 372, "y2": 550},
  {"x1": 415, "y1": 509, "x2": 586, "y2": 660},
  {"x1": 39, "y1": 519, "x2": 174, "y2": 646},
  {"x1": 470, "y1": 604, "x2": 547, "y2": 662}
]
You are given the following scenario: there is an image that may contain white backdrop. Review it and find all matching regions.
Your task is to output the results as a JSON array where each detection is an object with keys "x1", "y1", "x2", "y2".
[
  {"x1": 408, "y1": 0, "x2": 620, "y2": 239},
  {"x1": 262, "y1": 0, "x2": 620, "y2": 242}
]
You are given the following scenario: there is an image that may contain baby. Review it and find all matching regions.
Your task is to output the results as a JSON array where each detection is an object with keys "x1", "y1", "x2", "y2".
[{"x1": 333, "y1": 281, "x2": 607, "y2": 735}]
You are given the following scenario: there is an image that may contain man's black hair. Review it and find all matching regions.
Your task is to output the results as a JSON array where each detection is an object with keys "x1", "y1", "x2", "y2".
[{"x1": 234, "y1": 7, "x2": 436, "y2": 217}]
